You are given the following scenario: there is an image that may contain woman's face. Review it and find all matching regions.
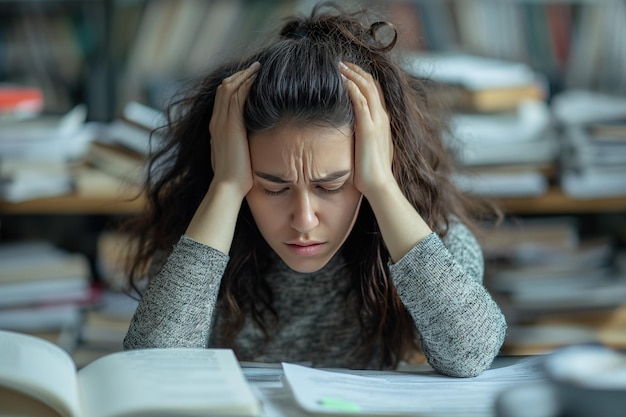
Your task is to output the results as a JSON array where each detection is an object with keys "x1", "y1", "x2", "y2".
[{"x1": 246, "y1": 122, "x2": 362, "y2": 273}]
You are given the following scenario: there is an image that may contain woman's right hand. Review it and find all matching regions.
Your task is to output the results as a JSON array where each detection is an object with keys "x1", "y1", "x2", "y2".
[
  {"x1": 185, "y1": 62, "x2": 259, "y2": 252},
  {"x1": 208, "y1": 61, "x2": 260, "y2": 198}
]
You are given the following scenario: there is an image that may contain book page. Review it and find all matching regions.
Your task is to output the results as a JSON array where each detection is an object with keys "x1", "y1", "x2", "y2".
[
  {"x1": 78, "y1": 348, "x2": 260, "y2": 417},
  {"x1": 0, "y1": 330, "x2": 81, "y2": 417}
]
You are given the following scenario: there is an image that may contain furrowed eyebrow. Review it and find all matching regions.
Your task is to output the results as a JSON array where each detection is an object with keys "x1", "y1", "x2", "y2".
[
  {"x1": 311, "y1": 170, "x2": 351, "y2": 184},
  {"x1": 254, "y1": 170, "x2": 351, "y2": 184},
  {"x1": 254, "y1": 172, "x2": 290, "y2": 184}
]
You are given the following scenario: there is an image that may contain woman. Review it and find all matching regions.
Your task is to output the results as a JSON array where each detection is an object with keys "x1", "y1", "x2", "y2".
[{"x1": 122, "y1": 3, "x2": 506, "y2": 377}]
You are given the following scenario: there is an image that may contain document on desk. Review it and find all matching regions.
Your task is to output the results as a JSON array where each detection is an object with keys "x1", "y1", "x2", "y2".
[{"x1": 282, "y1": 358, "x2": 545, "y2": 417}]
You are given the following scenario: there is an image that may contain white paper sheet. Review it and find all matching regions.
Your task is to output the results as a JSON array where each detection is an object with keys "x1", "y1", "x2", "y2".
[{"x1": 281, "y1": 357, "x2": 545, "y2": 417}]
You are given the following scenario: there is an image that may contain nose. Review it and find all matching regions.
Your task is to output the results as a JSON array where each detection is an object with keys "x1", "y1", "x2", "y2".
[{"x1": 290, "y1": 191, "x2": 319, "y2": 233}]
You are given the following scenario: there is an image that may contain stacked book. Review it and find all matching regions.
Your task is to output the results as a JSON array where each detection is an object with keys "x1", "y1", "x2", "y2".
[
  {"x1": 0, "y1": 241, "x2": 95, "y2": 351},
  {"x1": 71, "y1": 230, "x2": 140, "y2": 367},
  {"x1": 403, "y1": 52, "x2": 557, "y2": 198},
  {"x1": 82, "y1": 101, "x2": 165, "y2": 189},
  {"x1": 0, "y1": 104, "x2": 93, "y2": 202},
  {"x1": 480, "y1": 217, "x2": 626, "y2": 354},
  {"x1": 553, "y1": 90, "x2": 626, "y2": 198}
]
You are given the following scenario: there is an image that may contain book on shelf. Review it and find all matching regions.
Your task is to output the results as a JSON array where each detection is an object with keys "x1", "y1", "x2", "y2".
[
  {"x1": 502, "y1": 304, "x2": 626, "y2": 355},
  {"x1": 78, "y1": 290, "x2": 138, "y2": 354},
  {"x1": 0, "y1": 241, "x2": 94, "y2": 334},
  {"x1": 0, "y1": 84, "x2": 44, "y2": 120},
  {"x1": 0, "y1": 105, "x2": 95, "y2": 202},
  {"x1": 0, "y1": 330, "x2": 261, "y2": 417},
  {"x1": 100, "y1": 101, "x2": 164, "y2": 156},
  {"x1": 0, "y1": 303, "x2": 82, "y2": 334},
  {"x1": 444, "y1": 100, "x2": 558, "y2": 168},
  {"x1": 563, "y1": 125, "x2": 626, "y2": 170},
  {"x1": 3, "y1": 12, "x2": 83, "y2": 114},
  {"x1": 553, "y1": 90, "x2": 626, "y2": 198},
  {"x1": 452, "y1": 164, "x2": 549, "y2": 198},
  {"x1": 72, "y1": 290, "x2": 138, "y2": 367},
  {"x1": 552, "y1": 89, "x2": 626, "y2": 127},
  {"x1": 184, "y1": 0, "x2": 246, "y2": 75},
  {"x1": 71, "y1": 165, "x2": 143, "y2": 202},
  {"x1": 403, "y1": 52, "x2": 547, "y2": 112},
  {"x1": 84, "y1": 140, "x2": 146, "y2": 186},
  {"x1": 0, "y1": 104, "x2": 90, "y2": 162},
  {"x1": 561, "y1": 168, "x2": 626, "y2": 199},
  {"x1": 587, "y1": 118, "x2": 626, "y2": 140},
  {"x1": 0, "y1": 160, "x2": 75, "y2": 203},
  {"x1": 79, "y1": 308, "x2": 131, "y2": 351},
  {"x1": 436, "y1": 82, "x2": 546, "y2": 113},
  {"x1": 486, "y1": 227, "x2": 626, "y2": 322}
]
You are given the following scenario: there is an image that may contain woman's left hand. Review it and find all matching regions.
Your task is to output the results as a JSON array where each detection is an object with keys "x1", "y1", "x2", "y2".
[
  {"x1": 341, "y1": 62, "x2": 432, "y2": 262},
  {"x1": 340, "y1": 62, "x2": 395, "y2": 198}
]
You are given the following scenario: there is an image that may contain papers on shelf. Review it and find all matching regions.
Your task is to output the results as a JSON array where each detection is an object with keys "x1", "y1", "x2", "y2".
[
  {"x1": 452, "y1": 169, "x2": 548, "y2": 197},
  {"x1": 0, "y1": 104, "x2": 91, "y2": 162},
  {"x1": 561, "y1": 169, "x2": 626, "y2": 199},
  {"x1": 0, "y1": 104, "x2": 95, "y2": 202},
  {"x1": 0, "y1": 161, "x2": 74, "y2": 203},
  {"x1": 0, "y1": 241, "x2": 93, "y2": 333},
  {"x1": 403, "y1": 52, "x2": 539, "y2": 91},
  {"x1": 552, "y1": 90, "x2": 626, "y2": 127},
  {"x1": 445, "y1": 100, "x2": 557, "y2": 167},
  {"x1": 553, "y1": 90, "x2": 626, "y2": 198}
]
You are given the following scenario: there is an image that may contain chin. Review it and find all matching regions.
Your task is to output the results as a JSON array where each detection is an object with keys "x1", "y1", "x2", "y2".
[{"x1": 280, "y1": 255, "x2": 333, "y2": 274}]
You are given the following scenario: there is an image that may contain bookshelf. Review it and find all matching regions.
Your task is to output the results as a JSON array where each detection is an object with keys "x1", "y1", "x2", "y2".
[
  {"x1": 1, "y1": 186, "x2": 625, "y2": 216},
  {"x1": 0, "y1": 0, "x2": 114, "y2": 121},
  {"x1": 1, "y1": 0, "x2": 625, "y2": 357},
  {"x1": 1, "y1": 0, "x2": 624, "y2": 116}
]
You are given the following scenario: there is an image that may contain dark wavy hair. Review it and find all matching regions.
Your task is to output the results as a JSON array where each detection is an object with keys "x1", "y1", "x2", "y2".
[{"x1": 123, "y1": 2, "x2": 496, "y2": 369}]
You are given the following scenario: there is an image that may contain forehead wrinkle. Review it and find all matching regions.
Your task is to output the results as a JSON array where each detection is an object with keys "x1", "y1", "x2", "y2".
[{"x1": 279, "y1": 135, "x2": 322, "y2": 184}]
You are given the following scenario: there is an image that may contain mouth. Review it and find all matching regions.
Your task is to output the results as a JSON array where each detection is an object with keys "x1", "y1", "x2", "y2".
[{"x1": 285, "y1": 242, "x2": 326, "y2": 257}]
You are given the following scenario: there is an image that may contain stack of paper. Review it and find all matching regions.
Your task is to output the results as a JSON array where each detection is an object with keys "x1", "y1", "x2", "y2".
[
  {"x1": 0, "y1": 241, "x2": 94, "y2": 336},
  {"x1": 403, "y1": 52, "x2": 555, "y2": 198},
  {"x1": 0, "y1": 105, "x2": 93, "y2": 202},
  {"x1": 553, "y1": 90, "x2": 626, "y2": 198}
]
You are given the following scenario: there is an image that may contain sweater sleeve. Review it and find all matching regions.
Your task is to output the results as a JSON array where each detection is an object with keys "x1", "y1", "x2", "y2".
[
  {"x1": 123, "y1": 235, "x2": 229, "y2": 350},
  {"x1": 389, "y1": 222, "x2": 507, "y2": 377}
]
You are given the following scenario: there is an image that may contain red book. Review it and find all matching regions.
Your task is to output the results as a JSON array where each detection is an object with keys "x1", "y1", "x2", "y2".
[{"x1": 0, "y1": 85, "x2": 44, "y2": 116}]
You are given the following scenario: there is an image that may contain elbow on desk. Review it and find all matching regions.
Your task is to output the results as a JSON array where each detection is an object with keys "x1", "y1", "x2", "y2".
[{"x1": 426, "y1": 315, "x2": 507, "y2": 378}]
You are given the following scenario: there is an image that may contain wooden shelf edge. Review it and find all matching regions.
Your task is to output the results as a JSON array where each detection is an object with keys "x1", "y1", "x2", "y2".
[
  {"x1": 495, "y1": 187, "x2": 626, "y2": 214},
  {"x1": 2, "y1": 187, "x2": 625, "y2": 216},
  {"x1": 0, "y1": 192, "x2": 146, "y2": 215}
]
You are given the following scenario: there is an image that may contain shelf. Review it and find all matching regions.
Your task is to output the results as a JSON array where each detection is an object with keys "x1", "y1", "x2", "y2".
[
  {"x1": 3, "y1": 185, "x2": 626, "y2": 216},
  {"x1": 495, "y1": 187, "x2": 626, "y2": 215},
  {"x1": 0, "y1": 192, "x2": 144, "y2": 215}
]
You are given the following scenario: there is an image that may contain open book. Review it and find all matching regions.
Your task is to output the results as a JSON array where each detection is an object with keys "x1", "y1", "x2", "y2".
[{"x1": 0, "y1": 330, "x2": 260, "y2": 417}]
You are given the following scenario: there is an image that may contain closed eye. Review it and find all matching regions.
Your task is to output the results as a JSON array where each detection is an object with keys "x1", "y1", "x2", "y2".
[
  {"x1": 263, "y1": 188, "x2": 288, "y2": 196},
  {"x1": 318, "y1": 185, "x2": 344, "y2": 194}
]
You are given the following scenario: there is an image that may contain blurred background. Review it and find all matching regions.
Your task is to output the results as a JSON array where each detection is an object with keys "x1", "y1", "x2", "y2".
[{"x1": 1, "y1": 0, "x2": 625, "y2": 366}]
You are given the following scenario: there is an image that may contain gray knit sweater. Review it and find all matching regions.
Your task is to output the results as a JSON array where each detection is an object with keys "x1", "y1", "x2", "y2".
[{"x1": 123, "y1": 222, "x2": 506, "y2": 377}]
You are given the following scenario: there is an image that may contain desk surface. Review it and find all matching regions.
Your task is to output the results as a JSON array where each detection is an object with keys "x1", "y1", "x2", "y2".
[{"x1": 242, "y1": 356, "x2": 548, "y2": 417}]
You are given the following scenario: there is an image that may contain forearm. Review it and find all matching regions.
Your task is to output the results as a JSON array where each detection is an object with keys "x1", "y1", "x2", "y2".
[
  {"x1": 364, "y1": 181, "x2": 432, "y2": 263},
  {"x1": 123, "y1": 236, "x2": 228, "y2": 349},
  {"x1": 390, "y1": 232, "x2": 507, "y2": 377},
  {"x1": 185, "y1": 182, "x2": 246, "y2": 254}
]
